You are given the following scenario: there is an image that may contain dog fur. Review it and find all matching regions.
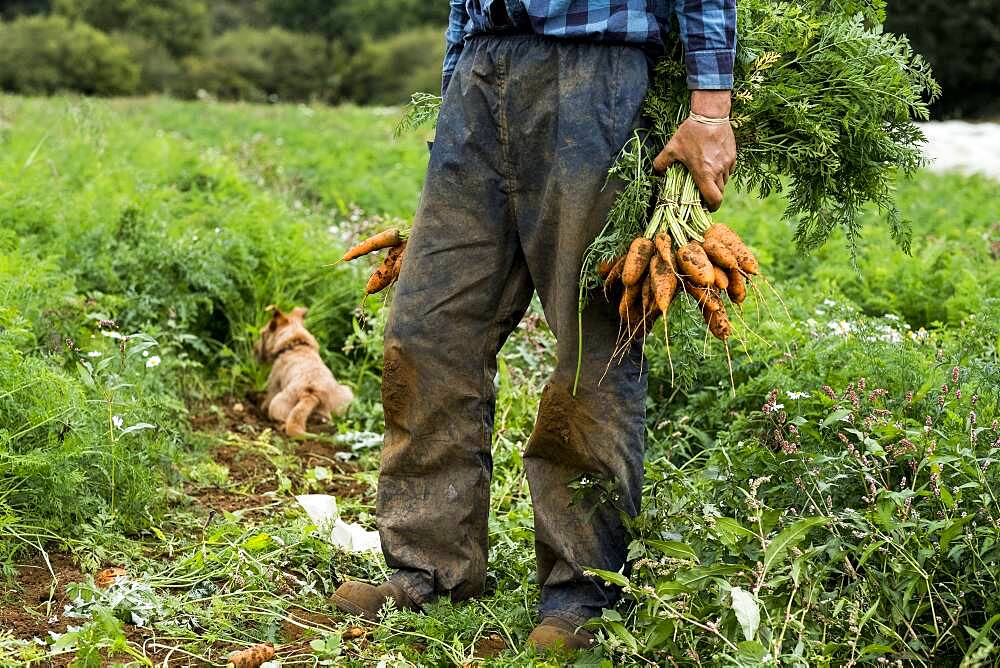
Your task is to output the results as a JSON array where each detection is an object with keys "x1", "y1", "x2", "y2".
[{"x1": 254, "y1": 306, "x2": 353, "y2": 437}]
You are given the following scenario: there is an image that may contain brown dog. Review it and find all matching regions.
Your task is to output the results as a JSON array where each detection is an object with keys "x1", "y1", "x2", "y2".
[{"x1": 254, "y1": 306, "x2": 354, "y2": 437}]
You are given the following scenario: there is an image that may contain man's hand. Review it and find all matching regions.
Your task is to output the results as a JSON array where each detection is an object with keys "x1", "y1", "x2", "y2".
[{"x1": 653, "y1": 90, "x2": 736, "y2": 212}]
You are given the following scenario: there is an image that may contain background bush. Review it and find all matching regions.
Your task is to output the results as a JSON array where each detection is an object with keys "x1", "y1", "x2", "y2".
[
  {"x1": 193, "y1": 27, "x2": 340, "y2": 103},
  {"x1": 0, "y1": 15, "x2": 139, "y2": 96},
  {"x1": 341, "y1": 27, "x2": 445, "y2": 106}
]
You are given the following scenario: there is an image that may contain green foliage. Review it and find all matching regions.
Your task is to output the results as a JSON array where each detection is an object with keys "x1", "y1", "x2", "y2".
[
  {"x1": 53, "y1": 0, "x2": 210, "y2": 58},
  {"x1": 0, "y1": 15, "x2": 139, "y2": 95},
  {"x1": 886, "y1": 0, "x2": 1000, "y2": 118},
  {"x1": 268, "y1": 0, "x2": 448, "y2": 50},
  {"x1": 3, "y1": 98, "x2": 1000, "y2": 666},
  {"x1": 342, "y1": 27, "x2": 446, "y2": 106},
  {"x1": 598, "y1": 332, "x2": 1000, "y2": 664},
  {"x1": 178, "y1": 27, "x2": 340, "y2": 103}
]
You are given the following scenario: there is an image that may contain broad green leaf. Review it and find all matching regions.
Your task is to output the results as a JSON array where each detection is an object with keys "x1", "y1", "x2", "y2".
[
  {"x1": 646, "y1": 539, "x2": 698, "y2": 561},
  {"x1": 822, "y1": 409, "x2": 854, "y2": 428},
  {"x1": 676, "y1": 564, "x2": 743, "y2": 588},
  {"x1": 589, "y1": 568, "x2": 630, "y2": 588},
  {"x1": 715, "y1": 517, "x2": 756, "y2": 546},
  {"x1": 242, "y1": 532, "x2": 273, "y2": 552},
  {"x1": 762, "y1": 517, "x2": 828, "y2": 576},
  {"x1": 939, "y1": 514, "x2": 974, "y2": 552},
  {"x1": 731, "y1": 587, "x2": 761, "y2": 641},
  {"x1": 737, "y1": 640, "x2": 768, "y2": 660}
]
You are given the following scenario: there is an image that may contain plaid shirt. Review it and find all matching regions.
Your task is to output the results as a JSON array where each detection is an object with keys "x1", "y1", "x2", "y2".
[{"x1": 443, "y1": 0, "x2": 736, "y2": 94}]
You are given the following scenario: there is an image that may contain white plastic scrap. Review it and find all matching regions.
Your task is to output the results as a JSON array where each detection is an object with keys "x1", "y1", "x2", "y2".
[{"x1": 296, "y1": 494, "x2": 382, "y2": 553}]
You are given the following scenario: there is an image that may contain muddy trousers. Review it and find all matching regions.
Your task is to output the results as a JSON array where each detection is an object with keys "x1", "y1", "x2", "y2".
[{"x1": 377, "y1": 34, "x2": 649, "y2": 625}]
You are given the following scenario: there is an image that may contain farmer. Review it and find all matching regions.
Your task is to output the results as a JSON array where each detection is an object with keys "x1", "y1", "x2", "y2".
[{"x1": 333, "y1": 0, "x2": 737, "y2": 651}]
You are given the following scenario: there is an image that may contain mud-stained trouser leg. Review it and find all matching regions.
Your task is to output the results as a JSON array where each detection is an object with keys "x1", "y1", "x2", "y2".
[
  {"x1": 498, "y1": 39, "x2": 650, "y2": 625},
  {"x1": 377, "y1": 39, "x2": 534, "y2": 605},
  {"x1": 377, "y1": 35, "x2": 650, "y2": 617}
]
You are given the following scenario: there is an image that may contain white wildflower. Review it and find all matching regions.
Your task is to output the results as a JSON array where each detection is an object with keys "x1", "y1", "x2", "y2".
[
  {"x1": 146, "y1": 355, "x2": 161, "y2": 368},
  {"x1": 787, "y1": 391, "x2": 811, "y2": 400},
  {"x1": 87, "y1": 351, "x2": 102, "y2": 358},
  {"x1": 112, "y1": 415, "x2": 124, "y2": 428},
  {"x1": 828, "y1": 320, "x2": 854, "y2": 337}
]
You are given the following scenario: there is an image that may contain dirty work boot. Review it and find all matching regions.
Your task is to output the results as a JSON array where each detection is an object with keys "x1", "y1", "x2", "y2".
[
  {"x1": 526, "y1": 617, "x2": 595, "y2": 653},
  {"x1": 331, "y1": 581, "x2": 419, "y2": 621}
]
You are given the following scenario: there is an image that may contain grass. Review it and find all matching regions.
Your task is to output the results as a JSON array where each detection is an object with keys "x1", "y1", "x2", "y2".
[{"x1": 1, "y1": 94, "x2": 999, "y2": 666}]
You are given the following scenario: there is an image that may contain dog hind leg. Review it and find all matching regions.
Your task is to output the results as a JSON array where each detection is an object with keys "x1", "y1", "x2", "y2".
[{"x1": 285, "y1": 392, "x2": 320, "y2": 437}]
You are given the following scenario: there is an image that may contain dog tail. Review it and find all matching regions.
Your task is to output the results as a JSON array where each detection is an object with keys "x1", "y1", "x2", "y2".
[{"x1": 285, "y1": 391, "x2": 320, "y2": 438}]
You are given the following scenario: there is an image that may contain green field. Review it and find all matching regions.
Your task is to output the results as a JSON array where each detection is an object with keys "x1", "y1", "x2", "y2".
[{"x1": 2, "y1": 95, "x2": 999, "y2": 666}]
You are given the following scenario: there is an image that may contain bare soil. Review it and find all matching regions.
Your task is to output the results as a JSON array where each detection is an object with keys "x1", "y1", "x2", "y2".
[
  {"x1": 1, "y1": 393, "x2": 372, "y2": 661},
  {"x1": 0, "y1": 552, "x2": 83, "y2": 643},
  {"x1": 187, "y1": 394, "x2": 369, "y2": 516}
]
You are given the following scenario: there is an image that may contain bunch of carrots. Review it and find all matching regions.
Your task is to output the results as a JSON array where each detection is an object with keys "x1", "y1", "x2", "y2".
[
  {"x1": 601, "y1": 223, "x2": 758, "y2": 343},
  {"x1": 599, "y1": 166, "x2": 759, "y2": 347},
  {"x1": 341, "y1": 228, "x2": 408, "y2": 296}
]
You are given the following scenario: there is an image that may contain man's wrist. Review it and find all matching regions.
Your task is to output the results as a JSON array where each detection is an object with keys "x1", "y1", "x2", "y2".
[{"x1": 690, "y1": 90, "x2": 732, "y2": 119}]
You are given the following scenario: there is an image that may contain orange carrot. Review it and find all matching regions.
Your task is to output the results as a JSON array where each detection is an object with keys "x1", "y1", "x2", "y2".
[
  {"x1": 703, "y1": 305, "x2": 732, "y2": 340},
  {"x1": 727, "y1": 269, "x2": 747, "y2": 305},
  {"x1": 713, "y1": 266, "x2": 730, "y2": 291},
  {"x1": 228, "y1": 644, "x2": 275, "y2": 668},
  {"x1": 622, "y1": 237, "x2": 655, "y2": 286},
  {"x1": 649, "y1": 253, "x2": 679, "y2": 315},
  {"x1": 702, "y1": 236, "x2": 739, "y2": 272},
  {"x1": 705, "y1": 224, "x2": 759, "y2": 275},
  {"x1": 391, "y1": 241, "x2": 407, "y2": 275},
  {"x1": 675, "y1": 242, "x2": 715, "y2": 287},
  {"x1": 598, "y1": 256, "x2": 623, "y2": 279},
  {"x1": 602, "y1": 255, "x2": 626, "y2": 294},
  {"x1": 619, "y1": 281, "x2": 643, "y2": 324},
  {"x1": 365, "y1": 244, "x2": 405, "y2": 295},
  {"x1": 653, "y1": 231, "x2": 674, "y2": 265},
  {"x1": 684, "y1": 281, "x2": 724, "y2": 314},
  {"x1": 343, "y1": 229, "x2": 403, "y2": 262}
]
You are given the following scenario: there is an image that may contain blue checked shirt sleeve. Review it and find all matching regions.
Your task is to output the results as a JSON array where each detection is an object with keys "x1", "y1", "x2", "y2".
[
  {"x1": 442, "y1": 0, "x2": 469, "y2": 96},
  {"x1": 674, "y1": 0, "x2": 737, "y2": 90}
]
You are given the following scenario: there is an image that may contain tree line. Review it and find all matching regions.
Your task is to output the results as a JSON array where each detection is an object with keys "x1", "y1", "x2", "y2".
[
  {"x1": 0, "y1": 0, "x2": 450, "y2": 104},
  {"x1": 0, "y1": 0, "x2": 995, "y2": 115}
]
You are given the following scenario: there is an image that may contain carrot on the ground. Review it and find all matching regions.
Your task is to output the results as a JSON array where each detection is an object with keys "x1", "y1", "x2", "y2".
[
  {"x1": 675, "y1": 242, "x2": 716, "y2": 287},
  {"x1": 343, "y1": 229, "x2": 403, "y2": 262},
  {"x1": 622, "y1": 237, "x2": 655, "y2": 286},
  {"x1": 228, "y1": 644, "x2": 275, "y2": 668}
]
